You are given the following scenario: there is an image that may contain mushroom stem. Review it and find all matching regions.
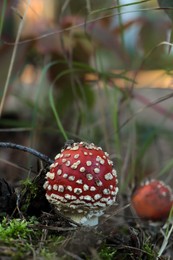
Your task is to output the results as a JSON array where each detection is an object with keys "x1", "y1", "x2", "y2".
[
  {"x1": 0, "y1": 142, "x2": 53, "y2": 164},
  {"x1": 61, "y1": 212, "x2": 99, "y2": 226}
]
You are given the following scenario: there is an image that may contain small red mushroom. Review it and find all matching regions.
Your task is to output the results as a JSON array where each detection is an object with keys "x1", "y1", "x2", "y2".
[
  {"x1": 131, "y1": 179, "x2": 173, "y2": 221},
  {"x1": 43, "y1": 141, "x2": 118, "y2": 226}
]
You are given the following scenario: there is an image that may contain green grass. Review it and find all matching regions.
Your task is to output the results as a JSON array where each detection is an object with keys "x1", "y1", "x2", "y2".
[{"x1": 0, "y1": 0, "x2": 7, "y2": 40}]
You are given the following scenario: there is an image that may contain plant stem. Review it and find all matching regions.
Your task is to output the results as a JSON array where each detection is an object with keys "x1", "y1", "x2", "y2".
[
  {"x1": 158, "y1": 223, "x2": 173, "y2": 258},
  {"x1": 0, "y1": 0, "x2": 31, "y2": 116},
  {"x1": 0, "y1": 0, "x2": 7, "y2": 40},
  {"x1": 0, "y1": 142, "x2": 53, "y2": 164}
]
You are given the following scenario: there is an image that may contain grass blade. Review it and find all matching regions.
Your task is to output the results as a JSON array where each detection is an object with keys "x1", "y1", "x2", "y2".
[{"x1": 49, "y1": 87, "x2": 68, "y2": 141}]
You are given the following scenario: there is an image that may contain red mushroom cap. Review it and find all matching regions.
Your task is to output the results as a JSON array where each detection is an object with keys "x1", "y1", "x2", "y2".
[
  {"x1": 131, "y1": 179, "x2": 173, "y2": 221},
  {"x1": 44, "y1": 141, "x2": 118, "y2": 225}
]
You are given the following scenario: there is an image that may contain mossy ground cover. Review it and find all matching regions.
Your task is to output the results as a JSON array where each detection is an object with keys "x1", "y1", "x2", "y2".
[{"x1": 0, "y1": 172, "x2": 172, "y2": 259}]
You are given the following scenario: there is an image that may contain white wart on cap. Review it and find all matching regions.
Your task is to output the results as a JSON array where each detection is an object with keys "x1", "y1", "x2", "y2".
[{"x1": 44, "y1": 141, "x2": 118, "y2": 226}]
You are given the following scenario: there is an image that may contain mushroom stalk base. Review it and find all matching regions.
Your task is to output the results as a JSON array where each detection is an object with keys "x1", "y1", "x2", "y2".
[
  {"x1": 56, "y1": 209, "x2": 101, "y2": 226},
  {"x1": 69, "y1": 214, "x2": 99, "y2": 226}
]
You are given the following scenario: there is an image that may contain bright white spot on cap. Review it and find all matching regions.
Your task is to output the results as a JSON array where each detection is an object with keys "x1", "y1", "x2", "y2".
[
  {"x1": 65, "y1": 194, "x2": 72, "y2": 200},
  {"x1": 58, "y1": 185, "x2": 64, "y2": 192},
  {"x1": 70, "y1": 195, "x2": 77, "y2": 200},
  {"x1": 94, "y1": 194, "x2": 102, "y2": 200},
  {"x1": 86, "y1": 174, "x2": 93, "y2": 180},
  {"x1": 62, "y1": 158, "x2": 67, "y2": 163},
  {"x1": 46, "y1": 172, "x2": 55, "y2": 180},
  {"x1": 111, "y1": 187, "x2": 119, "y2": 195},
  {"x1": 43, "y1": 181, "x2": 49, "y2": 189},
  {"x1": 76, "y1": 179, "x2": 83, "y2": 184},
  {"x1": 50, "y1": 163, "x2": 56, "y2": 168},
  {"x1": 103, "y1": 188, "x2": 110, "y2": 195},
  {"x1": 105, "y1": 152, "x2": 109, "y2": 157},
  {"x1": 71, "y1": 145, "x2": 79, "y2": 150},
  {"x1": 48, "y1": 185, "x2": 52, "y2": 191},
  {"x1": 96, "y1": 180, "x2": 103, "y2": 186},
  {"x1": 96, "y1": 156, "x2": 101, "y2": 162},
  {"x1": 74, "y1": 154, "x2": 80, "y2": 159},
  {"x1": 71, "y1": 164, "x2": 77, "y2": 169},
  {"x1": 71, "y1": 160, "x2": 81, "y2": 169},
  {"x1": 80, "y1": 167, "x2": 85, "y2": 173},
  {"x1": 83, "y1": 184, "x2": 89, "y2": 191},
  {"x1": 84, "y1": 195, "x2": 92, "y2": 201},
  {"x1": 108, "y1": 159, "x2": 113, "y2": 166},
  {"x1": 100, "y1": 159, "x2": 105, "y2": 165},
  {"x1": 89, "y1": 152, "x2": 93, "y2": 155},
  {"x1": 68, "y1": 176, "x2": 75, "y2": 181},
  {"x1": 112, "y1": 169, "x2": 117, "y2": 177},
  {"x1": 55, "y1": 153, "x2": 61, "y2": 159},
  {"x1": 86, "y1": 161, "x2": 92, "y2": 166},
  {"x1": 66, "y1": 160, "x2": 71, "y2": 166},
  {"x1": 84, "y1": 152, "x2": 88, "y2": 155},
  {"x1": 74, "y1": 188, "x2": 82, "y2": 194},
  {"x1": 48, "y1": 193, "x2": 65, "y2": 202},
  {"x1": 63, "y1": 173, "x2": 68, "y2": 178},
  {"x1": 64, "y1": 153, "x2": 71, "y2": 158},
  {"x1": 90, "y1": 186, "x2": 96, "y2": 191},
  {"x1": 53, "y1": 184, "x2": 58, "y2": 191},
  {"x1": 54, "y1": 162, "x2": 58, "y2": 167},
  {"x1": 57, "y1": 169, "x2": 62, "y2": 175},
  {"x1": 104, "y1": 173, "x2": 113, "y2": 180},
  {"x1": 94, "y1": 168, "x2": 100, "y2": 174},
  {"x1": 66, "y1": 185, "x2": 73, "y2": 191}
]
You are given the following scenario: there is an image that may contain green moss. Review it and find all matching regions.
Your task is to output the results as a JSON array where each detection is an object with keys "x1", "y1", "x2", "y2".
[
  {"x1": 20, "y1": 178, "x2": 38, "y2": 213},
  {"x1": 0, "y1": 217, "x2": 38, "y2": 259},
  {"x1": 0, "y1": 217, "x2": 66, "y2": 259},
  {"x1": 0, "y1": 218, "x2": 34, "y2": 242},
  {"x1": 99, "y1": 245, "x2": 117, "y2": 260},
  {"x1": 142, "y1": 241, "x2": 158, "y2": 260}
]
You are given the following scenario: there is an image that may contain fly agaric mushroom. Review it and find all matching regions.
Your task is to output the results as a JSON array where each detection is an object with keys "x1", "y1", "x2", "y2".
[
  {"x1": 131, "y1": 179, "x2": 173, "y2": 221},
  {"x1": 43, "y1": 141, "x2": 118, "y2": 226}
]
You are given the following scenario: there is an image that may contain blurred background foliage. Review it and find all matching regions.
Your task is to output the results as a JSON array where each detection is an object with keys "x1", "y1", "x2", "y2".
[{"x1": 0, "y1": 0, "x2": 173, "y2": 191}]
